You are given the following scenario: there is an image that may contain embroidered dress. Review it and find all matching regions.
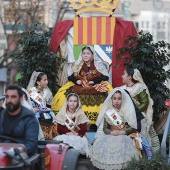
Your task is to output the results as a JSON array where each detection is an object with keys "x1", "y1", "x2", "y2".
[
  {"x1": 90, "y1": 88, "x2": 139, "y2": 170},
  {"x1": 27, "y1": 71, "x2": 57, "y2": 139},
  {"x1": 52, "y1": 46, "x2": 113, "y2": 124},
  {"x1": 53, "y1": 97, "x2": 90, "y2": 156},
  {"x1": 120, "y1": 69, "x2": 160, "y2": 153}
]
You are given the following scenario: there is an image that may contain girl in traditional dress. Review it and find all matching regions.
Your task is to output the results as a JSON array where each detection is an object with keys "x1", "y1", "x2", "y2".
[
  {"x1": 22, "y1": 88, "x2": 44, "y2": 140},
  {"x1": 53, "y1": 93, "x2": 90, "y2": 156},
  {"x1": 90, "y1": 88, "x2": 140, "y2": 170},
  {"x1": 27, "y1": 71, "x2": 57, "y2": 139},
  {"x1": 52, "y1": 46, "x2": 113, "y2": 126},
  {"x1": 121, "y1": 67, "x2": 160, "y2": 153}
]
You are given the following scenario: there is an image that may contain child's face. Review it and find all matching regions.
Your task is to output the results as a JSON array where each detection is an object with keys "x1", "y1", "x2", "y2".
[
  {"x1": 81, "y1": 49, "x2": 93, "y2": 63},
  {"x1": 37, "y1": 75, "x2": 48, "y2": 88},
  {"x1": 122, "y1": 70, "x2": 131, "y2": 84},
  {"x1": 111, "y1": 92, "x2": 122, "y2": 109},
  {"x1": 67, "y1": 96, "x2": 78, "y2": 111}
]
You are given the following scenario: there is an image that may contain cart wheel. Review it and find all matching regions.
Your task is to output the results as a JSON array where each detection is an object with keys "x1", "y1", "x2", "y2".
[
  {"x1": 76, "y1": 158, "x2": 95, "y2": 170},
  {"x1": 62, "y1": 148, "x2": 80, "y2": 170}
]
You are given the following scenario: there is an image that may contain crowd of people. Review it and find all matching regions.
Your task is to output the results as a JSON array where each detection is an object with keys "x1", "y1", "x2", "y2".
[{"x1": 0, "y1": 46, "x2": 160, "y2": 169}]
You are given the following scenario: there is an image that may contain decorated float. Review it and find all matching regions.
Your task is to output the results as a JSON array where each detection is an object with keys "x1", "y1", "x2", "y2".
[
  {"x1": 50, "y1": 0, "x2": 137, "y2": 128},
  {"x1": 0, "y1": 0, "x2": 169, "y2": 169}
]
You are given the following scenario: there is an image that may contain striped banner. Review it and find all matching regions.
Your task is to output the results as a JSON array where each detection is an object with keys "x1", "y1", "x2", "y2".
[{"x1": 73, "y1": 17, "x2": 116, "y2": 45}]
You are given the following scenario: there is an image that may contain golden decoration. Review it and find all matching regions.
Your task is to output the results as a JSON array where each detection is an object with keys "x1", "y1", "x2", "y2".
[{"x1": 69, "y1": 0, "x2": 120, "y2": 15}]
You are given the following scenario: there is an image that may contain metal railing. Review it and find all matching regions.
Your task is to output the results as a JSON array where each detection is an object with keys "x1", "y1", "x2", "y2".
[{"x1": 161, "y1": 109, "x2": 170, "y2": 164}]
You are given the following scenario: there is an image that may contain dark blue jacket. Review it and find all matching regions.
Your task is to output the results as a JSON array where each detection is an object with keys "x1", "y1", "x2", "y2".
[{"x1": 0, "y1": 106, "x2": 39, "y2": 156}]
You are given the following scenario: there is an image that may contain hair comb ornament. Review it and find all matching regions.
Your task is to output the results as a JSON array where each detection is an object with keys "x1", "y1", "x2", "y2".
[{"x1": 69, "y1": 0, "x2": 120, "y2": 17}]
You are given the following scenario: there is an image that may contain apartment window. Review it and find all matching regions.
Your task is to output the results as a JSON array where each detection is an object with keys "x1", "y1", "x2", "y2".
[
  {"x1": 157, "y1": 22, "x2": 161, "y2": 29},
  {"x1": 146, "y1": 22, "x2": 149, "y2": 29},
  {"x1": 141, "y1": 21, "x2": 149, "y2": 29},
  {"x1": 162, "y1": 22, "x2": 165, "y2": 29},
  {"x1": 141, "y1": 21, "x2": 144, "y2": 28},
  {"x1": 134, "y1": 22, "x2": 139, "y2": 30},
  {"x1": 157, "y1": 31, "x2": 165, "y2": 40}
]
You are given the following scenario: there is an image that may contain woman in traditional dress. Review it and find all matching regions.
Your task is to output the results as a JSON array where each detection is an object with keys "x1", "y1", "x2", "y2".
[
  {"x1": 52, "y1": 46, "x2": 113, "y2": 126},
  {"x1": 90, "y1": 88, "x2": 140, "y2": 170},
  {"x1": 27, "y1": 71, "x2": 57, "y2": 139},
  {"x1": 121, "y1": 67, "x2": 160, "y2": 153},
  {"x1": 53, "y1": 93, "x2": 90, "y2": 156}
]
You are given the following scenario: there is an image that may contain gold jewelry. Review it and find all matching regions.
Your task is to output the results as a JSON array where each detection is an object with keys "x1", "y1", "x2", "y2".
[
  {"x1": 37, "y1": 85, "x2": 42, "y2": 92},
  {"x1": 85, "y1": 62, "x2": 91, "y2": 67},
  {"x1": 117, "y1": 108, "x2": 121, "y2": 112},
  {"x1": 113, "y1": 106, "x2": 121, "y2": 112}
]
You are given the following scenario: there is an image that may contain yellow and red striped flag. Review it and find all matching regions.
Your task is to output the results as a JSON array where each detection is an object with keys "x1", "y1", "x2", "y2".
[{"x1": 73, "y1": 17, "x2": 116, "y2": 45}]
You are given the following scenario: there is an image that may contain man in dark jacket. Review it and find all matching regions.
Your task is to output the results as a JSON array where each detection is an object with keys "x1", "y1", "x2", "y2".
[{"x1": 0, "y1": 84, "x2": 39, "y2": 157}]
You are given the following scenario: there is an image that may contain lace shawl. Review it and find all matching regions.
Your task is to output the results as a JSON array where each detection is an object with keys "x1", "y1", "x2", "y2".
[
  {"x1": 96, "y1": 88, "x2": 137, "y2": 129},
  {"x1": 27, "y1": 71, "x2": 53, "y2": 105},
  {"x1": 72, "y1": 46, "x2": 108, "y2": 76},
  {"x1": 53, "y1": 99, "x2": 89, "y2": 126}
]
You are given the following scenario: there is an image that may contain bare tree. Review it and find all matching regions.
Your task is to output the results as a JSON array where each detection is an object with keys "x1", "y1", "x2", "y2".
[
  {"x1": 0, "y1": 0, "x2": 47, "y2": 68},
  {"x1": 56, "y1": 0, "x2": 74, "y2": 21},
  {"x1": 44, "y1": 0, "x2": 74, "y2": 29}
]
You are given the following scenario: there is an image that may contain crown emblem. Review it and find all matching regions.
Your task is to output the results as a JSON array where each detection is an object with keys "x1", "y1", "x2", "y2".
[
  {"x1": 69, "y1": 0, "x2": 120, "y2": 16},
  {"x1": 106, "y1": 46, "x2": 113, "y2": 54}
]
